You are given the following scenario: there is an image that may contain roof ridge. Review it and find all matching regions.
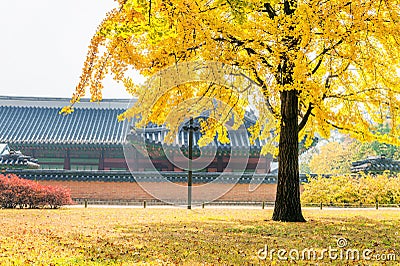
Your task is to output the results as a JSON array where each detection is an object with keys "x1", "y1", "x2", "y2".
[
  {"x1": 0, "y1": 95, "x2": 132, "y2": 103},
  {"x1": 0, "y1": 105, "x2": 126, "y2": 111}
]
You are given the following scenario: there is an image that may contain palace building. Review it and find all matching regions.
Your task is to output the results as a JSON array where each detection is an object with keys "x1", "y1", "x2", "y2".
[{"x1": 0, "y1": 96, "x2": 271, "y2": 173}]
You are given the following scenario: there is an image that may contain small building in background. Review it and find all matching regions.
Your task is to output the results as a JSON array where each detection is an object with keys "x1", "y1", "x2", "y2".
[
  {"x1": 351, "y1": 155, "x2": 400, "y2": 173},
  {"x1": 0, "y1": 143, "x2": 39, "y2": 170}
]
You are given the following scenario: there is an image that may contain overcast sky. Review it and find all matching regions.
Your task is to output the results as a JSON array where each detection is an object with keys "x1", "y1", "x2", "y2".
[{"x1": 0, "y1": 0, "x2": 142, "y2": 99}]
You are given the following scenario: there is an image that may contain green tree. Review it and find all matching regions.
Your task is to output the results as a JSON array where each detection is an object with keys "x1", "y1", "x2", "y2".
[{"x1": 358, "y1": 124, "x2": 400, "y2": 160}]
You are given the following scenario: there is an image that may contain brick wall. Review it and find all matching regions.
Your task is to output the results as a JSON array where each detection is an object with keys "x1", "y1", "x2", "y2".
[{"x1": 38, "y1": 180, "x2": 305, "y2": 202}]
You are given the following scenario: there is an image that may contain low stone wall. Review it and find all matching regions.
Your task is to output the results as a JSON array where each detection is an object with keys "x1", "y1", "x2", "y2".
[
  {"x1": 7, "y1": 170, "x2": 308, "y2": 203},
  {"x1": 38, "y1": 180, "x2": 305, "y2": 203}
]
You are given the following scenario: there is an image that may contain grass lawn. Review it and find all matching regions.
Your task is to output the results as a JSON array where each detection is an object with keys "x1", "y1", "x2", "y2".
[{"x1": 0, "y1": 207, "x2": 399, "y2": 265}]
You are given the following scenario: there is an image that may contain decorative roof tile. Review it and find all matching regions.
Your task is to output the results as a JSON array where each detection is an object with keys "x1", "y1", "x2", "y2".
[{"x1": 127, "y1": 116, "x2": 267, "y2": 154}]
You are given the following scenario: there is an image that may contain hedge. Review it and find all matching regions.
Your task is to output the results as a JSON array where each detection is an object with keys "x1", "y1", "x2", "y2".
[
  {"x1": 0, "y1": 174, "x2": 73, "y2": 209},
  {"x1": 301, "y1": 172, "x2": 400, "y2": 205}
]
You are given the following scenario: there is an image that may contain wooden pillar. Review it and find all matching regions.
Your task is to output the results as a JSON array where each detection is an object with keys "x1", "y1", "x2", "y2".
[
  {"x1": 126, "y1": 148, "x2": 138, "y2": 171},
  {"x1": 217, "y1": 154, "x2": 223, "y2": 172},
  {"x1": 266, "y1": 154, "x2": 272, "y2": 173},
  {"x1": 256, "y1": 156, "x2": 266, "y2": 174},
  {"x1": 134, "y1": 149, "x2": 141, "y2": 171},
  {"x1": 167, "y1": 156, "x2": 174, "y2": 171},
  {"x1": 64, "y1": 149, "x2": 70, "y2": 170},
  {"x1": 98, "y1": 149, "x2": 105, "y2": 170}
]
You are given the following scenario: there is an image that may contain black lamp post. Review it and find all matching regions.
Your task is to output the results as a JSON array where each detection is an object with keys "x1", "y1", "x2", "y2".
[{"x1": 182, "y1": 117, "x2": 199, "y2": 209}]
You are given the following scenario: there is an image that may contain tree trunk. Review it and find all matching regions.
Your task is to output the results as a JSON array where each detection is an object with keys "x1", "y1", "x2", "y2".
[{"x1": 272, "y1": 90, "x2": 306, "y2": 222}]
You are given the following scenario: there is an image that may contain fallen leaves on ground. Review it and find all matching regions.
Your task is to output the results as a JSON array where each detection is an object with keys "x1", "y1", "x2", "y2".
[{"x1": 0, "y1": 208, "x2": 398, "y2": 265}]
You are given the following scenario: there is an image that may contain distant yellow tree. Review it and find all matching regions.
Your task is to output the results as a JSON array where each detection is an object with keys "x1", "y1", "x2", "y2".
[
  {"x1": 302, "y1": 173, "x2": 400, "y2": 205},
  {"x1": 64, "y1": 0, "x2": 400, "y2": 222},
  {"x1": 308, "y1": 141, "x2": 358, "y2": 174}
]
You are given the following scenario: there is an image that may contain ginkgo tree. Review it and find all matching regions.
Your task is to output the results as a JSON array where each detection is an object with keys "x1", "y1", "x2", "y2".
[{"x1": 63, "y1": 0, "x2": 400, "y2": 222}]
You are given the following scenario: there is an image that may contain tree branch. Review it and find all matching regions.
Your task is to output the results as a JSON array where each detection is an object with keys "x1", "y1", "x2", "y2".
[
  {"x1": 148, "y1": 0, "x2": 152, "y2": 26},
  {"x1": 262, "y1": 3, "x2": 276, "y2": 19},
  {"x1": 250, "y1": 67, "x2": 278, "y2": 118},
  {"x1": 298, "y1": 103, "x2": 313, "y2": 132},
  {"x1": 311, "y1": 56, "x2": 323, "y2": 74},
  {"x1": 213, "y1": 36, "x2": 274, "y2": 68},
  {"x1": 325, "y1": 119, "x2": 367, "y2": 137},
  {"x1": 325, "y1": 87, "x2": 391, "y2": 99},
  {"x1": 310, "y1": 39, "x2": 344, "y2": 73}
]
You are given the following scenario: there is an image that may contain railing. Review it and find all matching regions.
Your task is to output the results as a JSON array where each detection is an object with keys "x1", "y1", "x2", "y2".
[
  {"x1": 71, "y1": 199, "x2": 400, "y2": 209},
  {"x1": 72, "y1": 198, "x2": 276, "y2": 208},
  {"x1": 4, "y1": 169, "x2": 312, "y2": 183},
  {"x1": 303, "y1": 202, "x2": 400, "y2": 209}
]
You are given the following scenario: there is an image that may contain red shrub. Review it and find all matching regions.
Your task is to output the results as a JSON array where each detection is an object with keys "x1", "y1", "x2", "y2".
[
  {"x1": 41, "y1": 185, "x2": 74, "y2": 209},
  {"x1": 0, "y1": 174, "x2": 73, "y2": 209}
]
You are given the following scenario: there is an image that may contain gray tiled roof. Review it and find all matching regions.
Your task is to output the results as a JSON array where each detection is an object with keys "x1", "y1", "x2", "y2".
[
  {"x1": 0, "y1": 105, "x2": 126, "y2": 146},
  {"x1": 351, "y1": 156, "x2": 400, "y2": 173},
  {"x1": 0, "y1": 96, "x2": 267, "y2": 150}
]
